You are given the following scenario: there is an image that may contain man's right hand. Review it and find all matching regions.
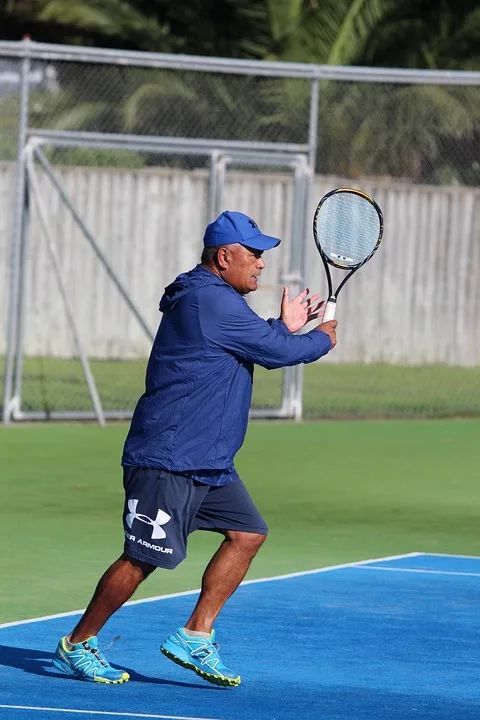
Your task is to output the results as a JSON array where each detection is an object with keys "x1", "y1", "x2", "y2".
[{"x1": 316, "y1": 320, "x2": 337, "y2": 348}]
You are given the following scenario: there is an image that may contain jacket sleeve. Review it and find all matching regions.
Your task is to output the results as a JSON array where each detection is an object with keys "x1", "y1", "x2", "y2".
[{"x1": 199, "y1": 287, "x2": 332, "y2": 370}]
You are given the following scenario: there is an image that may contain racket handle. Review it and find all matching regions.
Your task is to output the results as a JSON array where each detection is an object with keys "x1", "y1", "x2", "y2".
[{"x1": 323, "y1": 300, "x2": 337, "y2": 322}]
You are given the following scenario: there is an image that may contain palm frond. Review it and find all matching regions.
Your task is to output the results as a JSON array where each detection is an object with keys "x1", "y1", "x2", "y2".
[
  {"x1": 122, "y1": 78, "x2": 197, "y2": 132},
  {"x1": 49, "y1": 101, "x2": 109, "y2": 131},
  {"x1": 327, "y1": 0, "x2": 395, "y2": 65}
]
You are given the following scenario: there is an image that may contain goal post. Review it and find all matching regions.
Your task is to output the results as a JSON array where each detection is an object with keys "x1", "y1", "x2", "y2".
[{"x1": 3, "y1": 131, "x2": 311, "y2": 423}]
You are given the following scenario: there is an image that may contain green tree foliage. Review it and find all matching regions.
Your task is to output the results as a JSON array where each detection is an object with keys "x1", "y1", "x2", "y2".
[
  {"x1": 2, "y1": 1, "x2": 270, "y2": 55},
  {"x1": 3, "y1": 1, "x2": 478, "y2": 71},
  {"x1": 1, "y1": 1, "x2": 479, "y2": 183},
  {"x1": 361, "y1": 0, "x2": 480, "y2": 71},
  {"x1": 2, "y1": 0, "x2": 173, "y2": 50}
]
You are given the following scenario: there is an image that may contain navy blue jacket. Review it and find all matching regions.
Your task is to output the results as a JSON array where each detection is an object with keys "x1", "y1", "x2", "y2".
[{"x1": 122, "y1": 265, "x2": 332, "y2": 483}]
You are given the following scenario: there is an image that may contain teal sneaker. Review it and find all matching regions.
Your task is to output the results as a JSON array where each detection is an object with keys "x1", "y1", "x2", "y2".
[
  {"x1": 52, "y1": 636, "x2": 130, "y2": 684},
  {"x1": 160, "y1": 628, "x2": 241, "y2": 687}
]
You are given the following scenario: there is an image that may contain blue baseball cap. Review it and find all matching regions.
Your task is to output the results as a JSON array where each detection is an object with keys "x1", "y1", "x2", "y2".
[{"x1": 203, "y1": 211, "x2": 281, "y2": 251}]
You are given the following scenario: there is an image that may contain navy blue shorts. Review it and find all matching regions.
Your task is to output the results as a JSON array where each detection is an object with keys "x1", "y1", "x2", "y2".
[{"x1": 122, "y1": 467, "x2": 268, "y2": 569}]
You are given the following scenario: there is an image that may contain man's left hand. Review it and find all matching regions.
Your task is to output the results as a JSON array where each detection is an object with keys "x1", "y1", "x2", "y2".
[{"x1": 280, "y1": 286, "x2": 325, "y2": 333}]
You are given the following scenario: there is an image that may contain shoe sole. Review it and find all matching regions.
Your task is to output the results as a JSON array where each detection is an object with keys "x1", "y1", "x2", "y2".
[
  {"x1": 160, "y1": 646, "x2": 241, "y2": 687},
  {"x1": 52, "y1": 657, "x2": 130, "y2": 684}
]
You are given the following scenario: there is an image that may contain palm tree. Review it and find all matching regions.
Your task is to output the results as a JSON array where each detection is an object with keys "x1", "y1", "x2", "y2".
[
  {"x1": 4, "y1": 0, "x2": 480, "y2": 70},
  {"x1": 258, "y1": 0, "x2": 480, "y2": 182},
  {"x1": 2, "y1": 0, "x2": 176, "y2": 51},
  {"x1": 361, "y1": 0, "x2": 480, "y2": 70}
]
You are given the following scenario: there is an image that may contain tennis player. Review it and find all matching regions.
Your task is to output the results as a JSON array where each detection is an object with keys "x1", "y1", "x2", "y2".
[{"x1": 52, "y1": 210, "x2": 337, "y2": 686}]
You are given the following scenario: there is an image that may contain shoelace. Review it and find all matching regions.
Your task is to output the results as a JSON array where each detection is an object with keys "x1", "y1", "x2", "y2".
[
  {"x1": 82, "y1": 635, "x2": 121, "y2": 668},
  {"x1": 102, "y1": 635, "x2": 121, "y2": 652},
  {"x1": 191, "y1": 640, "x2": 221, "y2": 662}
]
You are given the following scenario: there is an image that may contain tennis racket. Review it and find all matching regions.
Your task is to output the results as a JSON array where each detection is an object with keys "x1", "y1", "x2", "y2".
[{"x1": 313, "y1": 187, "x2": 384, "y2": 322}]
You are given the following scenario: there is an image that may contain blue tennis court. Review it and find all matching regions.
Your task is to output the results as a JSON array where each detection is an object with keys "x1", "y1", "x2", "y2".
[{"x1": 1, "y1": 552, "x2": 479, "y2": 720}]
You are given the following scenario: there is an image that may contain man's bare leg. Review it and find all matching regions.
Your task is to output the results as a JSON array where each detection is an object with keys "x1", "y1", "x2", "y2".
[
  {"x1": 185, "y1": 530, "x2": 267, "y2": 633},
  {"x1": 70, "y1": 554, "x2": 155, "y2": 643}
]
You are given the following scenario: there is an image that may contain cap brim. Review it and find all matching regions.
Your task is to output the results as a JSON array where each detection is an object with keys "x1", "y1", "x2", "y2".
[{"x1": 241, "y1": 234, "x2": 281, "y2": 251}]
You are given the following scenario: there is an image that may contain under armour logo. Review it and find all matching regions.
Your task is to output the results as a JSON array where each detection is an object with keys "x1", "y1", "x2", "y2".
[
  {"x1": 126, "y1": 499, "x2": 171, "y2": 540},
  {"x1": 248, "y1": 219, "x2": 258, "y2": 229}
]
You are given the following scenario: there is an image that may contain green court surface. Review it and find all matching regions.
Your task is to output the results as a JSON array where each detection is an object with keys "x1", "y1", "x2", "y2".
[{"x1": 1, "y1": 419, "x2": 479, "y2": 624}]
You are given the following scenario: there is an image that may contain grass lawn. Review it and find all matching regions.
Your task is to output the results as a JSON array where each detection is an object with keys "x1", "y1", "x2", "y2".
[
  {"x1": 1, "y1": 419, "x2": 479, "y2": 623},
  {"x1": 2, "y1": 357, "x2": 480, "y2": 418}
]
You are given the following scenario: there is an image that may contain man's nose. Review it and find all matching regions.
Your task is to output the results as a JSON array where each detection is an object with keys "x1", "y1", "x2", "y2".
[{"x1": 257, "y1": 257, "x2": 265, "y2": 269}]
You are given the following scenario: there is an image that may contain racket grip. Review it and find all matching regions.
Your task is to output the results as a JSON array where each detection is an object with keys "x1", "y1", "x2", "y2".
[{"x1": 323, "y1": 300, "x2": 337, "y2": 322}]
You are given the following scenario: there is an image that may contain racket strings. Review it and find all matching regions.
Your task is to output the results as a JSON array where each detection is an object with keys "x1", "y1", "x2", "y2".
[{"x1": 315, "y1": 194, "x2": 380, "y2": 268}]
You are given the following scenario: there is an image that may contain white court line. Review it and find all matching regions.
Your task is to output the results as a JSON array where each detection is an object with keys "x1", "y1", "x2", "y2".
[
  {"x1": 0, "y1": 551, "x2": 421, "y2": 630},
  {"x1": 0, "y1": 707, "x2": 222, "y2": 720},
  {"x1": 358, "y1": 565, "x2": 480, "y2": 578},
  {"x1": 420, "y1": 551, "x2": 480, "y2": 561}
]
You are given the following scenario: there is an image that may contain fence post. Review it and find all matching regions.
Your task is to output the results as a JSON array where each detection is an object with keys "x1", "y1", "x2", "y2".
[
  {"x1": 2, "y1": 37, "x2": 30, "y2": 423},
  {"x1": 308, "y1": 77, "x2": 319, "y2": 174}
]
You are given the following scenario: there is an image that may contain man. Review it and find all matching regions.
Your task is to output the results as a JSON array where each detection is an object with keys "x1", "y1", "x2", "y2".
[{"x1": 53, "y1": 210, "x2": 337, "y2": 687}]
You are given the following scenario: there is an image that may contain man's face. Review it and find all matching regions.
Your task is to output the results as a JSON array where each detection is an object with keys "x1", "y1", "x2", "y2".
[{"x1": 219, "y1": 244, "x2": 265, "y2": 294}]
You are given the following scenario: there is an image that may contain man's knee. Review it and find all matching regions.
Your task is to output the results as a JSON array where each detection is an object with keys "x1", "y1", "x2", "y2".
[
  {"x1": 225, "y1": 530, "x2": 267, "y2": 556},
  {"x1": 120, "y1": 552, "x2": 157, "y2": 580}
]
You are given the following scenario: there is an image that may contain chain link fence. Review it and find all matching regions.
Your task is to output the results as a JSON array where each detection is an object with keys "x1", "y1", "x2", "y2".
[
  {"x1": 29, "y1": 63, "x2": 311, "y2": 146},
  {"x1": 18, "y1": 55, "x2": 480, "y2": 185},
  {"x1": 1, "y1": 41, "x2": 480, "y2": 422}
]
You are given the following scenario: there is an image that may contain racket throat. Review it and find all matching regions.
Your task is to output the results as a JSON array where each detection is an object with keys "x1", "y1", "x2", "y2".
[{"x1": 323, "y1": 299, "x2": 337, "y2": 322}]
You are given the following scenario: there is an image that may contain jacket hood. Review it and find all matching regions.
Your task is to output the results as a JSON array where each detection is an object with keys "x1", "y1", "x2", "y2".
[{"x1": 159, "y1": 264, "x2": 226, "y2": 312}]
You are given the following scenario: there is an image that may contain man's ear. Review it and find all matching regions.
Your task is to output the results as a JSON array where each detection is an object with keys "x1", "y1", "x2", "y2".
[{"x1": 215, "y1": 246, "x2": 230, "y2": 271}]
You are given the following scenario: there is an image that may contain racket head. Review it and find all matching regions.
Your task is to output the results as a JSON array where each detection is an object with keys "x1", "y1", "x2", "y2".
[{"x1": 313, "y1": 188, "x2": 383, "y2": 271}]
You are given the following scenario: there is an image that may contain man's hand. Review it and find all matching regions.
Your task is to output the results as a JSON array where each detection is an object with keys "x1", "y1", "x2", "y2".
[
  {"x1": 280, "y1": 286, "x2": 325, "y2": 333},
  {"x1": 315, "y1": 320, "x2": 337, "y2": 348}
]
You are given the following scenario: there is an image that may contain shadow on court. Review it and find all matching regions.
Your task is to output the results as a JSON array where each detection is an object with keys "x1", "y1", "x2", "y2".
[{"x1": 0, "y1": 644, "x2": 220, "y2": 690}]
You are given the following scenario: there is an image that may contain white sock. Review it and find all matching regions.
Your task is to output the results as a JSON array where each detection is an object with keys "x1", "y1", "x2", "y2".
[
  {"x1": 183, "y1": 627, "x2": 210, "y2": 639},
  {"x1": 65, "y1": 635, "x2": 75, "y2": 650}
]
